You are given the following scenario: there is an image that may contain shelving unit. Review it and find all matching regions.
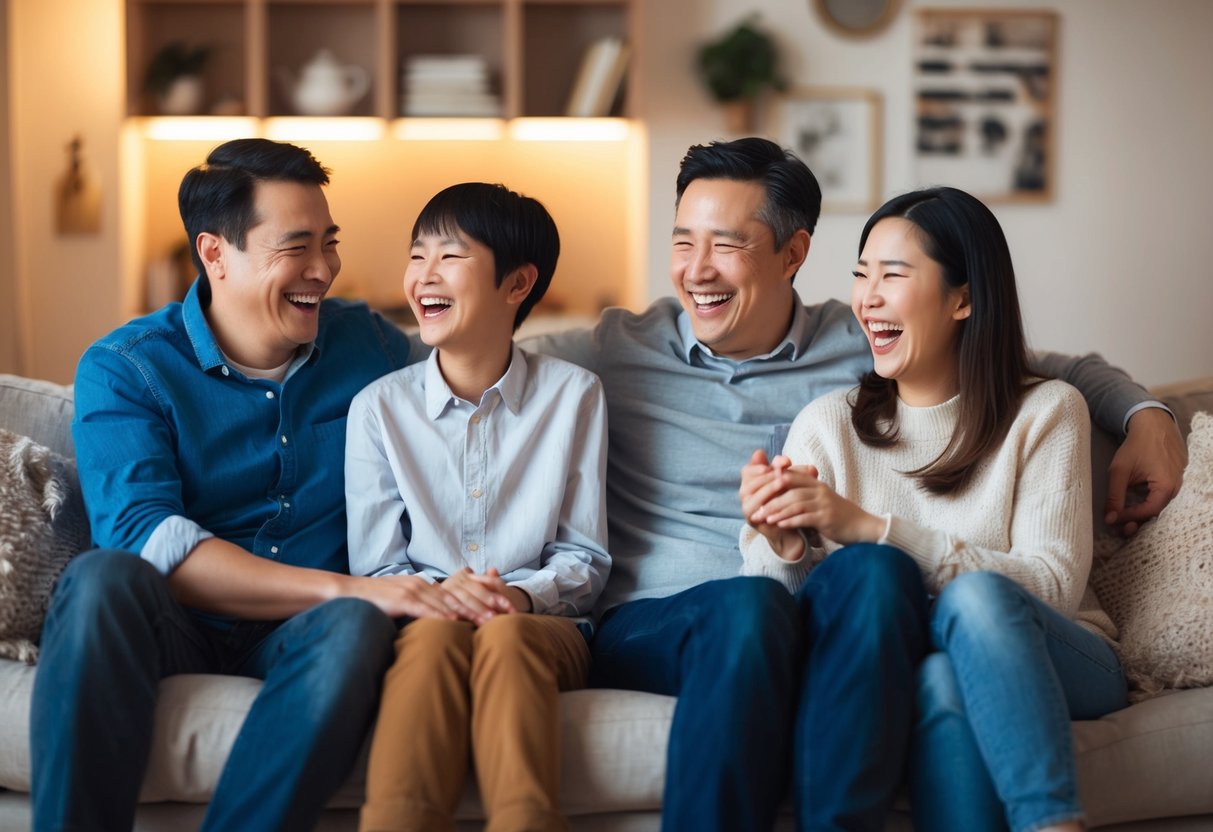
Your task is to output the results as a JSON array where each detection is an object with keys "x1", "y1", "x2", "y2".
[{"x1": 125, "y1": 0, "x2": 639, "y2": 119}]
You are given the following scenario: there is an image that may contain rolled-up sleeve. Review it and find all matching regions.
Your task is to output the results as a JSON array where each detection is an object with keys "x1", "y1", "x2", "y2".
[{"x1": 72, "y1": 346, "x2": 199, "y2": 567}]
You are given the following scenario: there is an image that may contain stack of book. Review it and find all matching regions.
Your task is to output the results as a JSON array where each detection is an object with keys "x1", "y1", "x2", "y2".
[
  {"x1": 565, "y1": 37, "x2": 630, "y2": 117},
  {"x1": 401, "y1": 54, "x2": 501, "y2": 117}
]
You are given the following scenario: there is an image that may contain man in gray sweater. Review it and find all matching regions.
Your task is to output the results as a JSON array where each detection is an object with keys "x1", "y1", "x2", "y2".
[{"x1": 525, "y1": 137, "x2": 1184, "y2": 831}]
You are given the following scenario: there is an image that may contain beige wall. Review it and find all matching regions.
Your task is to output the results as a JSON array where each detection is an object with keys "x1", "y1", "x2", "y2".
[
  {"x1": 641, "y1": 0, "x2": 1213, "y2": 386},
  {"x1": 8, "y1": 0, "x2": 123, "y2": 383},
  {"x1": 0, "y1": 0, "x2": 19, "y2": 374}
]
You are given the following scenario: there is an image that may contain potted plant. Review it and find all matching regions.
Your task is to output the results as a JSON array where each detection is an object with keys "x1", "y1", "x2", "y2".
[
  {"x1": 696, "y1": 16, "x2": 786, "y2": 133},
  {"x1": 143, "y1": 41, "x2": 212, "y2": 115}
]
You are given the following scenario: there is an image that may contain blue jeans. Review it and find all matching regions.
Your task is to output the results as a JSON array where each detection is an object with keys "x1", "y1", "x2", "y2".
[
  {"x1": 910, "y1": 571, "x2": 1128, "y2": 832},
  {"x1": 589, "y1": 577, "x2": 800, "y2": 832},
  {"x1": 30, "y1": 549, "x2": 397, "y2": 832},
  {"x1": 793, "y1": 544, "x2": 930, "y2": 832}
]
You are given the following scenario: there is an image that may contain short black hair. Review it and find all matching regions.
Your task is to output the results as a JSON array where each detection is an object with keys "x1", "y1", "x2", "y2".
[
  {"x1": 411, "y1": 183, "x2": 560, "y2": 331},
  {"x1": 178, "y1": 138, "x2": 330, "y2": 304},
  {"x1": 675, "y1": 137, "x2": 823, "y2": 252}
]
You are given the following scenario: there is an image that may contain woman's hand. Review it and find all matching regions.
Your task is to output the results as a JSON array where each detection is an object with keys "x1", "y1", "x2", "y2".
[
  {"x1": 753, "y1": 464, "x2": 886, "y2": 547},
  {"x1": 740, "y1": 450, "x2": 812, "y2": 561},
  {"x1": 441, "y1": 567, "x2": 516, "y2": 625}
]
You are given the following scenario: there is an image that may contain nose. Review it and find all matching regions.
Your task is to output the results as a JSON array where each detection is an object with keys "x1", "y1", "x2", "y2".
[
  {"x1": 682, "y1": 246, "x2": 713, "y2": 285},
  {"x1": 304, "y1": 249, "x2": 336, "y2": 284},
  {"x1": 860, "y1": 275, "x2": 883, "y2": 308}
]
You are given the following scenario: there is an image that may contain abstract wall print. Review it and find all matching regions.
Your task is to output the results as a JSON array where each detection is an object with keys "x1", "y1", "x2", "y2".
[
  {"x1": 914, "y1": 9, "x2": 1057, "y2": 202},
  {"x1": 778, "y1": 87, "x2": 882, "y2": 213}
]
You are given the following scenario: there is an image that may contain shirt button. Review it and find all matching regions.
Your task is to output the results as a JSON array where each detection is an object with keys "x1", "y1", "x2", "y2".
[
  {"x1": 270, "y1": 546, "x2": 279, "y2": 554},
  {"x1": 281, "y1": 435, "x2": 288, "y2": 444},
  {"x1": 470, "y1": 415, "x2": 481, "y2": 424},
  {"x1": 221, "y1": 366, "x2": 230, "y2": 376},
  {"x1": 471, "y1": 488, "x2": 482, "y2": 498},
  {"x1": 283, "y1": 502, "x2": 290, "y2": 508},
  {"x1": 467, "y1": 543, "x2": 479, "y2": 552},
  {"x1": 266, "y1": 390, "x2": 275, "y2": 399}
]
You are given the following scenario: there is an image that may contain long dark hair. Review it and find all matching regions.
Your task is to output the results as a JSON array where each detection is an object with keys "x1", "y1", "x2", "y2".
[{"x1": 851, "y1": 186, "x2": 1032, "y2": 494}]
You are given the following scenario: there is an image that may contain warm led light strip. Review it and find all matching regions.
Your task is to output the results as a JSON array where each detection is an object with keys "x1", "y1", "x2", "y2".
[
  {"x1": 263, "y1": 118, "x2": 385, "y2": 142},
  {"x1": 509, "y1": 118, "x2": 631, "y2": 142},
  {"x1": 392, "y1": 118, "x2": 505, "y2": 141},
  {"x1": 140, "y1": 117, "x2": 260, "y2": 141}
]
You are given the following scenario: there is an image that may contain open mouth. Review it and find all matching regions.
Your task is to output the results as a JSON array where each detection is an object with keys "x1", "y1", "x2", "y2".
[
  {"x1": 869, "y1": 321, "x2": 904, "y2": 349},
  {"x1": 285, "y1": 292, "x2": 322, "y2": 311},
  {"x1": 690, "y1": 292, "x2": 734, "y2": 311},
  {"x1": 418, "y1": 296, "x2": 453, "y2": 319}
]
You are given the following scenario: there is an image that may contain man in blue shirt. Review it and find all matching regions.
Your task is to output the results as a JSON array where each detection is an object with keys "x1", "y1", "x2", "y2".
[
  {"x1": 30, "y1": 139, "x2": 433, "y2": 832},
  {"x1": 525, "y1": 137, "x2": 1186, "y2": 831}
]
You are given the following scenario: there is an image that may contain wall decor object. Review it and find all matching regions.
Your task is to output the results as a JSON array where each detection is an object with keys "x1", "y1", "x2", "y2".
[
  {"x1": 778, "y1": 87, "x2": 882, "y2": 213},
  {"x1": 913, "y1": 8, "x2": 1058, "y2": 202},
  {"x1": 814, "y1": 0, "x2": 901, "y2": 38}
]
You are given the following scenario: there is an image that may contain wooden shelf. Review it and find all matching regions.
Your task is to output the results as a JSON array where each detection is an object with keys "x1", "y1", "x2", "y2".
[{"x1": 126, "y1": 0, "x2": 639, "y2": 119}]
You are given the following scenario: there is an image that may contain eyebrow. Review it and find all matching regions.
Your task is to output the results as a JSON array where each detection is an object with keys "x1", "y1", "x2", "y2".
[
  {"x1": 856, "y1": 258, "x2": 915, "y2": 268},
  {"x1": 276, "y1": 225, "x2": 340, "y2": 245},
  {"x1": 671, "y1": 226, "x2": 747, "y2": 242}
]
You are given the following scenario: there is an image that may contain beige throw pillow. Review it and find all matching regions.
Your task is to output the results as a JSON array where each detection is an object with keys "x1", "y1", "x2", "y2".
[
  {"x1": 1090, "y1": 411, "x2": 1213, "y2": 700},
  {"x1": 0, "y1": 429, "x2": 90, "y2": 663}
]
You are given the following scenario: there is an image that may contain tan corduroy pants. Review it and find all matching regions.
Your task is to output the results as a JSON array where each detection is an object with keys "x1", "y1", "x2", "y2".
[{"x1": 359, "y1": 614, "x2": 590, "y2": 832}]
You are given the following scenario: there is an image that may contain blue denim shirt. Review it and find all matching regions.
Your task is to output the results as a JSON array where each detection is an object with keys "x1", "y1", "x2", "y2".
[{"x1": 72, "y1": 280, "x2": 413, "y2": 578}]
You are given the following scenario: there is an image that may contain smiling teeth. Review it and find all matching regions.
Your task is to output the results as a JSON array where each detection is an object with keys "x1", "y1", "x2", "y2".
[
  {"x1": 419, "y1": 297, "x2": 452, "y2": 307},
  {"x1": 691, "y1": 293, "x2": 733, "y2": 304},
  {"x1": 869, "y1": 321, "x2": 903, "y2": 332},
  {"x1": 285, "y1": 293, "x2": 320, "y2": 304}
]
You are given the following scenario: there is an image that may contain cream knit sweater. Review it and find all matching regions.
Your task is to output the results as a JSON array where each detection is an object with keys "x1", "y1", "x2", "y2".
[{"x1": 741, "y1": 379, "x2": 1114, "y2": 635}]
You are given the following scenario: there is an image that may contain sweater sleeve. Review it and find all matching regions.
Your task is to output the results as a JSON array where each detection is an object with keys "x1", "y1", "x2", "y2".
[
  {"x1": 879, "y1": 384, "x2": 1093, "y2": 615},
  {"x1": 738, "y1": 401, "x2": 836, "y2": 593}
]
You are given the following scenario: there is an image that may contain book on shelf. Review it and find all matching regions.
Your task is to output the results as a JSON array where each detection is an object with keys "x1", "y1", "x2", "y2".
[
  {"x1": 401, "y1": 53, "x2": 500, "y2": 117},
  {"x1": 565, "y1": 37, "x2": 630, "y2": 118}
]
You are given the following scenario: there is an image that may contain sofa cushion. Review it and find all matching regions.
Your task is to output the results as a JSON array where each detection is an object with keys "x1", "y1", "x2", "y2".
[
  {"x1": 0, "y1": 375, "x2": 75, "y2": 460},
  {"x1": 1091, "y1": 412, "x2": 1213, "y2": 698},
  {"x1": 0, "y1": 429, "x2": 90, "y2": 662},
  {"x1": 1076, "y1": 687, "x2": 1213, "y2": 826}
]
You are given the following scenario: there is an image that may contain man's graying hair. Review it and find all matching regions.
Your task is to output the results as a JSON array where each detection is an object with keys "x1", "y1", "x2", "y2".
[{"x1": 674, "y1": 137, "x2": 823, "y2": 254}]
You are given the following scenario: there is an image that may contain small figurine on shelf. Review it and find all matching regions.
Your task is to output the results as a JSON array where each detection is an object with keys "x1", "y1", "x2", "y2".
[{"x1": 143, "y1": 41, "x2": 212, "y2": 115}]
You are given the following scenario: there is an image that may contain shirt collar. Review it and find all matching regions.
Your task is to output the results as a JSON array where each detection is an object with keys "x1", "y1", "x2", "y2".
[
  {"x1": 675, "y1": 298, "x2": 809, "y2": 365},
  {"x1": 181, "y1": 278, "x2": 318, "y2": 377},
  {"x1": 423, "y1": 343, "x2": 528, "y2": 420}
]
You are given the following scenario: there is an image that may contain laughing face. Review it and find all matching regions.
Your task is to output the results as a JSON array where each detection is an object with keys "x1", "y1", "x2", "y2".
[
  {"x1": 669, "y1": 178, "x2": 808, "y2": 360},
  {"x1": 201, "y1": 179, "x2": 340, "y2": 369},
  {"x1": 852, "y1": 217, "x2": 971, "y2": 406},
  {"x1": 404, "y1": 228, "x2": 518, "y2": 355}
]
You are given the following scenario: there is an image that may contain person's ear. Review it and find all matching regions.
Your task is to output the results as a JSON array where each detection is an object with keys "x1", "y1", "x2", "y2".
[
  {"x1": 782, "y1": 229, "x2": 811, "y2": 281},
  {"x1": 952, "y1": 286, "x2": 972, "y2": 321},
  {"x1": 504, "y1": 264, "x2": 539, "y2": 306},
  {"x1": 197, "y1": 233, "x2": 225, "y2": 280}
]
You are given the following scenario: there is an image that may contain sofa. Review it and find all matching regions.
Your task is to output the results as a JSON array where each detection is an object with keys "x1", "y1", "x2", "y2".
[{"x1": 1, "y1": 370, "x2": 1211, "y2": 832}]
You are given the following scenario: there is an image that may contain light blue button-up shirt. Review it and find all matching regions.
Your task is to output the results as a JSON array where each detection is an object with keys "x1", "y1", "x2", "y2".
[
  {"x1": 345, "y1": 344, "x2": 610, "y2": 616},
  {"x1": 72, "y1": 280, "x2": 413, "y2": 579}
]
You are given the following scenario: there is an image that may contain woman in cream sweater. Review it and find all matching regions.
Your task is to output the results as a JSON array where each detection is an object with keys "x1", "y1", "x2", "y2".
[{"x1": 739, "y1": 186, "x2": 1127, "y2": 832}]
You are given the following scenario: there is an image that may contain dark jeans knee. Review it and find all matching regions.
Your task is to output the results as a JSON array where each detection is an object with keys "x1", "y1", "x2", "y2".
[
  {"x1": 800, "y1": 543, "x2": 928, "y2": 629},
  {"x1": 702, "y1": 577, "x2": 799, "y2": 657},
  {"x1": 43, "y1": 549, "x2": 165, "y2": 640}
]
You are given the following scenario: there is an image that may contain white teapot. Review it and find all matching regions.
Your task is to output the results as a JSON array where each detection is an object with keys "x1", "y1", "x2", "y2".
[{"x1": 277, "y1": 50, "x2": 370, "y2": 116}]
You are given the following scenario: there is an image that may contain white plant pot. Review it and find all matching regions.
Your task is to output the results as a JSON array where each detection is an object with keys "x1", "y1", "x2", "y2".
[{"x1": 158, "y1": 75, "x2": 205, "y2": 115}]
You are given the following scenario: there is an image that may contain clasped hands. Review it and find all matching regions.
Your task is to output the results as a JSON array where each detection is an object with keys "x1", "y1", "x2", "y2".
[
  {"x1": 740, "y1": 450, "x2": 885, "y2": 562},
  {"x1": 374, "y1": 567, "x2": 531, "y2": 625}
]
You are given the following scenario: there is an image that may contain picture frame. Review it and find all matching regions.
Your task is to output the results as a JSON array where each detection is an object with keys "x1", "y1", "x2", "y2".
[
  {"x1": 913, "y1": 8, "x2": 1058, "y2": 202},
  {"x1": 777, "y1": 87, "x2": 882, "y2": 213}
]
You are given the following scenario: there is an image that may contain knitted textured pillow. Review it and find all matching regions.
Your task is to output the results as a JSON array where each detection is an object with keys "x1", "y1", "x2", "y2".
[
  {"x1": 0, "y1": 429, "x2": 90, "y2": 663},
  {"x1": 1090, "y1": 411, "x2": 1213, "y2": 700}
]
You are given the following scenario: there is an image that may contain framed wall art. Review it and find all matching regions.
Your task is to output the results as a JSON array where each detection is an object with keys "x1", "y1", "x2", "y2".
[
  {"x1": 913, "y1": 9, "x2": 1058, "y2": 202},
  {"x1": 778, "y1": 87, "x2": 882, "y2": 213}
]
